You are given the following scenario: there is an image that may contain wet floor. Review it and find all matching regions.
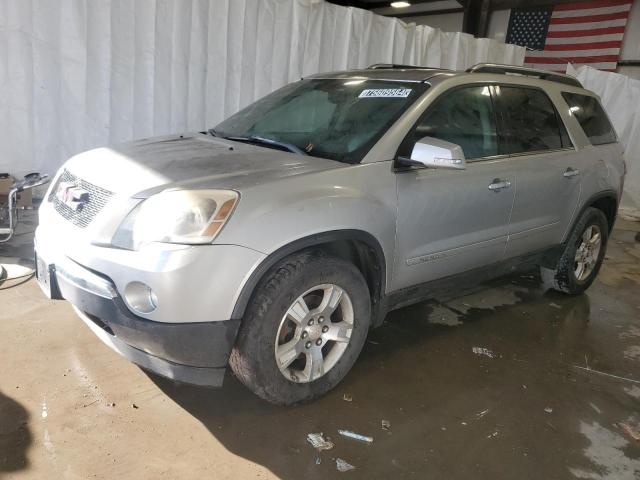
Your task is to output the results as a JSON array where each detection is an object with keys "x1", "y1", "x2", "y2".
[{"x1": 1, "y1": 212, "x2": 640, "y2": 479}]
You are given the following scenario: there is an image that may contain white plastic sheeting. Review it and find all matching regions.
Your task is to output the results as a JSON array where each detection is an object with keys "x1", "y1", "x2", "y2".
[
  {"x1": 0, "y1": 0, "x2": 525, "y2": 177},
  {"x1": 568, "y1": 65, "x2": 640, "y2": 219}
]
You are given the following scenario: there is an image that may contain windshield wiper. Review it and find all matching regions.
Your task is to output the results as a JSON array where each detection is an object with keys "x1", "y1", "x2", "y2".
[{"x1": 223, "y1": 135, "x2": 308, "y2": 156}]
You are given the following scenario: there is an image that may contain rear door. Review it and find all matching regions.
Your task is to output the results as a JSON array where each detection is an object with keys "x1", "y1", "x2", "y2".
[
  {"x1": 495, "y1": 85, "x2": 583, "y2": 259},
  {"x1": 393, "y1": 85, "x2": 516, "y2": 290}
]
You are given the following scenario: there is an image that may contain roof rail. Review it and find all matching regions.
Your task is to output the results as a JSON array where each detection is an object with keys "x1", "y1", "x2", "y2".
[
  {"x1": 368, "y1": 63, "x2": 444, "y2": 71},
  {"x1": 466, "y1": 63, "x2": 583, "y2": 88}
]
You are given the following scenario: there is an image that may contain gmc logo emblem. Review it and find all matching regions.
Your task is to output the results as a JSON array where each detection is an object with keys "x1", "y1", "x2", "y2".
[{"x1": 56, "y1": 182, "x2": 90, "y2": 212}]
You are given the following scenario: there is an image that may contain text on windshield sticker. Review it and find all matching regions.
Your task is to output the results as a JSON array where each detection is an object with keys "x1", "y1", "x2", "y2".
[{"x1": 358, "y1": 88, "x2": 412, "y2": 98}]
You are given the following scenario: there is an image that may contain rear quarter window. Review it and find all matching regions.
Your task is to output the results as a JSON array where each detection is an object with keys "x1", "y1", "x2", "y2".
[
  {"x1": 496, "y1": 86, "x2": 568, "y2": 154},
  {"x1": 561, "y1": 92, "x2": 617, "y2": 145}
]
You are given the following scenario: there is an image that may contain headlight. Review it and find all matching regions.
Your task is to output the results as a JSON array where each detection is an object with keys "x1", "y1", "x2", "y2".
[{"x1": 112, "y1": 189, "x2": 239, "y2": 250}]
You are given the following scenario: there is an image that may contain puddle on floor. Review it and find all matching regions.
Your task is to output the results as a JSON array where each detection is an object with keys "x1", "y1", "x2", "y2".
[{"x1": 570, "y1": 421, "x2": 640, "y2": 480}]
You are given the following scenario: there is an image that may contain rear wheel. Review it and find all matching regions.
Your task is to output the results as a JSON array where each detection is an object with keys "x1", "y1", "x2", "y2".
[
  {"x1": 229, "y1": 250, "x2": 370, "y2": 405},
  {"x1": 541, "y1": 207, "x2": 609, "y2": 295}
]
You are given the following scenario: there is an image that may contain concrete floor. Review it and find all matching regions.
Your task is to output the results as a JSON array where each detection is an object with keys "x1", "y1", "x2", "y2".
[{"x1": 1, "y1": 211, "x2": 640, "y2": 479}]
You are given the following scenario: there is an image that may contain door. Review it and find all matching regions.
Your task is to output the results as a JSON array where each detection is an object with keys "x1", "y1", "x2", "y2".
[
  {"x1": 393, "y1": 85, "x2": 516, "y2": 291},
  {"x1": 494, "y1": 86, "x2": 583, "y2": 259}
]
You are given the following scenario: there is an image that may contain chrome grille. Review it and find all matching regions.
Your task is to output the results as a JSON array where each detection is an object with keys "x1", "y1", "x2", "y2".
[{"x1": 50, "y1": 170, "x2": 114, "y2": 228}]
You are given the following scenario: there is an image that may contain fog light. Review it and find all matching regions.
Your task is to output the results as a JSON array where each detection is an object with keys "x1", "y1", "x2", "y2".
[{"x1": 124, "y1": 281, "x2": 158, "y2": 314}]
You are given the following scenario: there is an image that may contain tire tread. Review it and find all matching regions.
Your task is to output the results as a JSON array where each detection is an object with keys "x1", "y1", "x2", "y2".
[
  {"x1": 229, "y1": 250, "x2": 370, "y2": 405},
  {"x1": 540, "y1": 207, "x2": 608, "y2": 295}
]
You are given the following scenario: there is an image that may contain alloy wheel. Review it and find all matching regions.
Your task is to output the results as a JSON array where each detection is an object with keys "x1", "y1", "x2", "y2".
[
  {"x1": 574, "y1": 224, "x2": 602, "y2": 282},
  {"x1": 274, "y1": 284, "x2": 354, "y2": 383}
]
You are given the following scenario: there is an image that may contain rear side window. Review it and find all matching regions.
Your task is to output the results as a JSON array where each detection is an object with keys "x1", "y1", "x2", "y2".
[
  {"x1": 497, "y1": 86, "x2": 566, "y2": 154},
  {"x1": 561, "y1": 92, "x2": 617, "y2": 145},
  {"x1": 400, "y1": 85, "x2": 498, "y2": 159}
]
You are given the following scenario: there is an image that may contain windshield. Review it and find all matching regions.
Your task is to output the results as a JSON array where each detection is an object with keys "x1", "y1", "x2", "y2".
[{"x1": 213, "y1": 79, "x2": 426, "y2": 163}]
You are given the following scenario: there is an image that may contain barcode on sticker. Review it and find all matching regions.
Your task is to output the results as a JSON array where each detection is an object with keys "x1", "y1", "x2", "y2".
[{"x1": 359, "y1": 88, "x2": 412, "y2": 98}]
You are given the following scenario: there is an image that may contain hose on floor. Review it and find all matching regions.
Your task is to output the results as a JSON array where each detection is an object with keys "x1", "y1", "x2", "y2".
[{"x1": 0, "y1": 264, "x2": 35, "y2": 290}]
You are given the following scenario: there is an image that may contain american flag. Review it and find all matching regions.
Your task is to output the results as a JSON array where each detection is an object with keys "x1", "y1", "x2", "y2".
[{"x1": 506, "y1": 0, "x2": 633, "y2": 72}]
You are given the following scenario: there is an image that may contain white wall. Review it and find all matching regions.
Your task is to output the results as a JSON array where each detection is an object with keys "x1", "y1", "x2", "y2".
[
  {"x1": 403, "y1": 12, "x2": 463, "y2": 32},
  {"x1": 619, "y1": 0, "x2": 640, "y2": 80}
]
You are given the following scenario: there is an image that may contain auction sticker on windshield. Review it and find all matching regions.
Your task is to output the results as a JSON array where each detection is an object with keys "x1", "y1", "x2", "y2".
[{"x1": 359, "y1": 88, "x2": 412, "y2": 98}]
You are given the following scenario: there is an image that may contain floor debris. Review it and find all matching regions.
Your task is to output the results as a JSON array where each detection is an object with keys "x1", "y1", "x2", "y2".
[
  {"x1": 472, "y1": 347, "x2": 495, "y2": 358},
  {"x1": 549, "y1": 303, "x2": 562, "y2": 309},
  {"x1": 476, "y1": 409, "x2": 490, "y2": 419},
  {"x1": 336, "y1": 458, "x2": 356, "y2": 472},
  {"x1": 573, "y1": 365, "x2": 640, "y2": 385},
  {"x1": 338, "y1": 430, "x2": 373, "y2": 444},
  {"x1": 343, "y1": 393, "x2": 353, "y2": 402},
  {"x1": 306, "y1": 433, "x2": 334, "y2": 451},
  {"x1": 487, "y1": 431, "x2": 499, "y2": 439},
  {"x1": 544, "y1": 407, "x2": 553, "y2": 414},
  {"x1": 619, "y1": 422, "x2": 640, "y2": 441},
  {"x1": 381, "y1": 419, "x2": 391, "y2": 431}
]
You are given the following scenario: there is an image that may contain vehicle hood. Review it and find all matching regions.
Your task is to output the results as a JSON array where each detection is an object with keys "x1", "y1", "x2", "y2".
[{"x1": 63, "y1": 133, "x2": 345, "y2": 197}]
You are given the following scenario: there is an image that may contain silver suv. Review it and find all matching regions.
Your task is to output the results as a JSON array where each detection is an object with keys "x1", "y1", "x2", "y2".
[{"x1": 36, "y1": 64, "x2": 626, "y2": 404}]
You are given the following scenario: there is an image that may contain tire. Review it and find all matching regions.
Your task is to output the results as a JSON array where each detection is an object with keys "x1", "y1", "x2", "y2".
[
  {"x1": 541, "y1": 207, "x2": 609, "y2": 295},
  {"x1": 229, "y1": 250, "x2": 371, "y2": 405}
]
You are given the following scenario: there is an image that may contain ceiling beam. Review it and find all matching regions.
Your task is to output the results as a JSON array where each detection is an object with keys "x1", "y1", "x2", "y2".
[
  {"x1": 462, "y1": 0, "x2": 491, "y2": 37},
  {"x1": 323, "y1": 1, "x2": 368, "y2": 8}
]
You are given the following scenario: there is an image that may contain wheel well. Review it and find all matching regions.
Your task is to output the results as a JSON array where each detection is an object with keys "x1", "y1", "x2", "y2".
[
  {"x1": 311, "y1": 239, "x2": 384, "y2": 311},
  {"x1": 231, "y1": 231, "x2": 388, "y2": 325},
  {"x1": 589, "y1": 195, "x2": 617, "y2": 232}
]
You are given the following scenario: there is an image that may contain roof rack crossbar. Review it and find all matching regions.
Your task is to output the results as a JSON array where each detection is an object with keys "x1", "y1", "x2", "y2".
[
  {"x1": 368, "y1": 63, "x2": 444, "y2": 71},
  {"x1": 466, "y1": 63, "x2": 582, "y2": 88}
]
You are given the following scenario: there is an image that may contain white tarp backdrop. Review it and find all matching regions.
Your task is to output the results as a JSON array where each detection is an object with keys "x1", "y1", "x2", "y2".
[
  {"x1": 567, "y1": 65, "x2": 640, "y2": 219},
  {"x1": 0, "y1": 0, "x2": 525, "y2": 177}
]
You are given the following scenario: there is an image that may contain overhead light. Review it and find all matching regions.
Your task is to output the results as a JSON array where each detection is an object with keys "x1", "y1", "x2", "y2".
[{"x1": 390, "y1": 1, "x2": 411, "y2": 8}]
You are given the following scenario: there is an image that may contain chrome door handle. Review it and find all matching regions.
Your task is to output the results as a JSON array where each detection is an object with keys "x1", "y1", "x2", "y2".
[
  {"x1": 488, "y1": 179, "x2": 511, "y2": 192},
  {"x1": 563, "y1": 167, "x2": 580, "y2": 178}
]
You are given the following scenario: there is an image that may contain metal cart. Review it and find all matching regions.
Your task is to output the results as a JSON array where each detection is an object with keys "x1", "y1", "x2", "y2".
[{"x1": 0, "y1": 173, "x2": 50, "y2": 243}]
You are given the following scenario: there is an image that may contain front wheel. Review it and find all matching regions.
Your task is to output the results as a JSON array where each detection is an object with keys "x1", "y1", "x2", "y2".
[
  {"x1": 229, "y1": 250, "x2": 371, "y2": 405},
  {"x1": 541, "y1": 207, "x2": 609, "y2": 295}
]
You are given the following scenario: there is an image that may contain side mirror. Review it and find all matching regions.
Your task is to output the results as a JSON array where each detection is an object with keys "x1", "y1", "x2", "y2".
[{"x1": 398, "y1": 136, "x2": 466, "y2": 170}]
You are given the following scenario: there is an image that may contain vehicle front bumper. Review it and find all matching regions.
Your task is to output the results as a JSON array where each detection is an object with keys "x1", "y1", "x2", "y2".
[{"x1": 34, "y1": 226, "x2": 266, "y2": 387}]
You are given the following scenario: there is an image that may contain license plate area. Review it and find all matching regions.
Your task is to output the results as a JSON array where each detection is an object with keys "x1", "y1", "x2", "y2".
[{"x1": 35, "y1": 252, "x2": 54, "y2": 299}]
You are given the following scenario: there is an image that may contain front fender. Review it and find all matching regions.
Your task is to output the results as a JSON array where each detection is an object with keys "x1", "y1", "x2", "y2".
[{"x1": 214, "y1": 161, "x2": 398, "y2": 311}]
